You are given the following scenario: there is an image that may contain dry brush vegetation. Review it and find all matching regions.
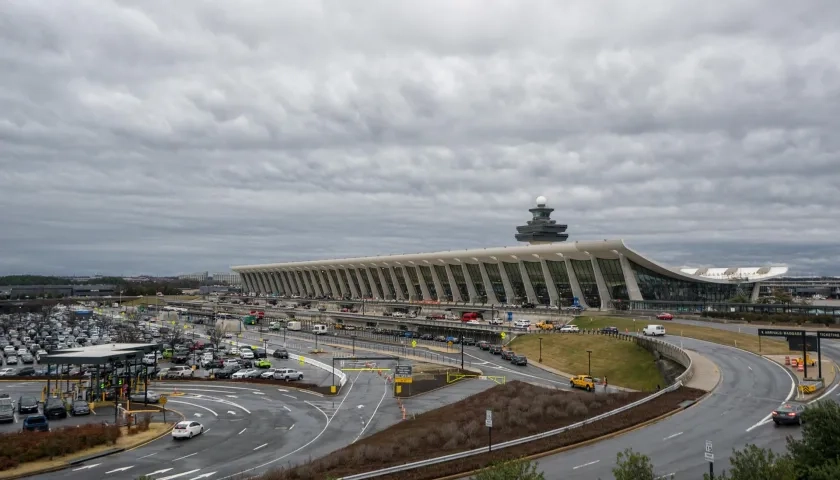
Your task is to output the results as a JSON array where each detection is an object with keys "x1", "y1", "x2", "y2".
[
  {"x1": 262, "y1": 381, "x2": 650, "y2": 480},
  {"x1": 0, "y1": 423, "x2": 121, "y2": 471}
]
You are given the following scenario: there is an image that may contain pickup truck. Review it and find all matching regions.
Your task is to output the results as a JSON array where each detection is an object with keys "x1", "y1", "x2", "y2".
[
  {"x1": 570, "y1": 374, "x2": 596, "y2": 392},
  {"x1": 536, "y1": 320, "x2": 558, "y2": 331}
]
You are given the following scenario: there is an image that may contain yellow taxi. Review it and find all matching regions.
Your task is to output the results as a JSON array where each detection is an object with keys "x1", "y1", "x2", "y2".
[{"x1": 570, "y1": 375, "x2": 596, "y2": 392}]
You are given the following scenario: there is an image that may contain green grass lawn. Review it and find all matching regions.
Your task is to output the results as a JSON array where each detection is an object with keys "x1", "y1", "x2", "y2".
[
  {"x1": 570, "y1": 316, "x2": 792, "y2": 355},
  {"x1": 122, "y1": 295, "x2": 200, "y2": 307},
  {"x1": 508, "y1": 334, "x2": 665, "y2": 391}
]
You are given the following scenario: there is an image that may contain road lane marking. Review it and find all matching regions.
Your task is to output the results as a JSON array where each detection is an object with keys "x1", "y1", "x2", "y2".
[
  {"x1": 139, "y1": 452, "x2": 158, "y2": 459},
  {"x1": 748, "y1": 366, "x2": 753, "y2": 371},
  {"x1": 282, "y1": 394, "x2": 297, "y2": 399},
  {"x1": 238, "y1": 428, "x2": 247, "y2": 435},
  {"x1": 283, "y1": 405, "x2": 291, "y2": 412},
  {"x1": 289, "y1": 423, "x2": 294, "y2": 430},
  {"x1": 189, "y1": 472, "x2": 217, "y2": 479},
  {"x1": 173, "y1": 452, "x2": 198, "y2": 461},
  {"x1": 145, "y1": 468, "x2": 173, "y2": 476},
  {"x1": 72, "y1": 463, "x2": 101, "y2": 471},
  {"x1": 663, "y1": 432, "x2": 683, "y2": 441},
  {"x1": 353, "y1": 376, "x2": 389, "y2": 443},
  {"x1": 166, "y1": 400, "x2": 219, "y2": 417},
  {"x1": 253, "y1": 443, "x2": 268, "y2": 451},
  {"x1": 158, "y1": 469, "x2": 201, "y2": 480},
  {"x1": 573, "y1": 460, "x2": 600, "y2": 469},
  {"x1": 106, "y1": 466, "x2": 134, "y2": 473}
]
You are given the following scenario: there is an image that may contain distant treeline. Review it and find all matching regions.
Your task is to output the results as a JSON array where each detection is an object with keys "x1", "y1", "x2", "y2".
[{"x1": 0, "y1": 275, "x2": 201, "y2": 297}]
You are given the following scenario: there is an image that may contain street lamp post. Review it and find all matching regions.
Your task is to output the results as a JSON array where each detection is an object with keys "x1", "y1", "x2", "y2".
[
  {"x1": 352, "y1": 335, "x2": 356, "y2": 356},
  {"x1": 539, "y1": 337, "x2": 543, "y2": 363},
  {"x1": 460, "y1": 334, "x2": 465, "y2": 370},
  {"x1": 586, "y1": 349, "x2": 593, "y2": 376}
]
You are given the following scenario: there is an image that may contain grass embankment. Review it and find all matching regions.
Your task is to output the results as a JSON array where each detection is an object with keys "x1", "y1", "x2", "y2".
[
  {"x1": 571, "y1": 316, "x2": 792, "y2": 355},
  {"x1": 0, "y1": 423, "x2": 170, "y2": 478},
  {"x1": 123, "y1": 295, "x2": 200, "y2": 306},
  {"x1": 509, "y1": 335, "x2": 665, "y2": 391}
]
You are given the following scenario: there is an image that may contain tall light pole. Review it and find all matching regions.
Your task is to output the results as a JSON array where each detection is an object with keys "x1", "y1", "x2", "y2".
[
  {"x1": 352, "y1": 335, "x2": 357, "y2": 356},
  {"x1": 460, "y1": 334, "x2": 465, "y2": 370},
  {"x1": 539, "y1": 337, "x2": 543, "y2": 363},
  {"x1": 586, "y1": 349, "x2": 593, "y2": 376}
]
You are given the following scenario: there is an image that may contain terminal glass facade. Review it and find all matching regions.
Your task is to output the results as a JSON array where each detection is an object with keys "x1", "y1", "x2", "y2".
[
  {"x1": 419, "y1": 266, "x2": 438, "y2": 300},
  {"x1": 449, "y1": 264, "x2": 471, "y2": 301},
  {"x1": 288, "y1": 271, "x2": 302, "y2": 294},
  {"x1": 433, "y1": 265, "x2": 452, "y2": 301},
  {"x1": 522, "y1": 261, "x2": 550, "y2": 305},
  {"x1": 328, "y1": 269, "x2": 343, "y2": 296},
  {"x1": 544, "y1": 261, "x2": 576, "y2": 305},
  {"x1": 630, "y1": 261, "x2": 742, "y2": 302},
  {"x1": 464, "y1": 263, "x2": 488, "y2": 303},
  {"x1": 343, "y1": 269, "x2": 360, "y2": 297},
  {"x1": 366, "y1": 268, "x2": 385, "y2": 298},
  {"x1": 502, "y1": 262, "x2": 528, "y2": 303},
  {"x1": 305, "y1": 271, "x2": 319, "y2": 295},
  {"x1": 393, "y1": 267, "x2": 410, "y2": 299},
  {"x1": 483, "y1": 263, "x2": 508, "y2": 304},
  {"x1": 314, "y1": 271, "x2": 329, "y2": 295},
  {"x1": 597, "y1": 259, "x2": 629, "y2": 301},
  {"x1": 570, "y1": 260, "x2": 601, "y2": 307},
  {"x1": 403, "y1": 265, "x2": 423, "y2": 300},
  {"x1": 379, "y1": 267, "x2": 397, "y2": 299},
  {"x1": 336, "y1": 269, "x2": 352, "y2": 296}
]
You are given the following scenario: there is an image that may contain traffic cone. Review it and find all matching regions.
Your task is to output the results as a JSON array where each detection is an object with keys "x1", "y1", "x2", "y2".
[
  {"x1": 784, "y1": 356, "x2": 790, "y2": 365},
  {"x1": 797, "y1": 363, "x2": 804, "y2": 372}
]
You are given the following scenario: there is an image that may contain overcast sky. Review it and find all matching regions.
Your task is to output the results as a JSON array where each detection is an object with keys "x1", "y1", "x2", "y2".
[{"x1": 2, "y1": 1, "x2": 839, "y2": 277}]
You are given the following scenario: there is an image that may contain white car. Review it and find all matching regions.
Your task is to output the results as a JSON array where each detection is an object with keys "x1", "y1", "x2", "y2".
[
  {"x1": 260, "y1": 368, "x2": 281, "y2": 379},
  {"x1": 466, "y1": 319, "x2": 481, "y2": 325},
  {"x1": 0, "y1": 368, "x2": 15, "y2": 376},
  {"x1": 239, "y1": 350, "x2": 254, "y2": 360},
  {"x1": 2, "y1": 346, "x2": 14, "y2": 356},
  {"x1": 229, "y1": 347, "x2": 240, "y2": 356},
  {"x1": 172, "y1": 420, "x2": 204, "y2": 439},
  {"x1": 559, "y1": 325, "x2": 580, "y2": 333},
  {"x1": 488, "y1": 318, "x2": 504, "y2": 325},
  {"x1": 232, "y1": 368, "x2": 258, "y2": 379},
  {"x1": 513, "y1": 319, "x2": 531, "y2": 328},
  {"x1": 130, "y1": 391, "x2": 161, "y2": 403},
  {"x1": 6, "y1": 356, "x2": 17, "y2": 365}
]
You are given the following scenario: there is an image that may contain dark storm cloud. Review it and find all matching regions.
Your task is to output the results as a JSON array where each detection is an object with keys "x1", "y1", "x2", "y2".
[{"x1": 1, "y1": 0, "x2": 839, "y2": 276}]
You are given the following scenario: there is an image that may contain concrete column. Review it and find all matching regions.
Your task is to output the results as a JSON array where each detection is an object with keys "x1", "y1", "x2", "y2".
[
  {"x1": 307, "y1": 271, "x2": 322, "y2": 297},
  {"x1": 240, "y1": 273, "x2": 253, "y2": 294},
  {"x1": 266, "y1": 272, "x2": 281, "y2": 295},
  {"x1": 590, "y1": 256, "x2": 612, "y2": 310},
  {"x1": 348, "y1": 268, "x2": 365, "y2": 297},
  {"x1": 282, "y1": 271, "x2": 297, "y2": 295},
  {"x1": 315, "y1": 270, "x2": 331, "y2": 297},
  {"x1": 311, "y1": 270, "x2": 326, "y2": 296},
  {"x1": 563, "y1": 258, "x2": 589, "y2": 309},
  {"x1": 496, "y1": 263, "x2": 515, "y2": 304},
  {"x1": 290, "y1": 271, "x2": 304, "y2": 296},
  {"x1": 539, "y1": 259, "x2": 560, "y2": 306},
  {"x1": 618, "y1": 254, "x2": 644, "y2": 301},
  {"x1": 414, "y1": 266, "x2": 432, "y2": 300},
  {"x1": 274, "y1": 272, "x2": 287, "y2": 295},
  {"x1": 388, "y1": 266, "x2": 405, "y2": 300},
  {"x1": 329, "y1": 269, "x2": 345, "y2": 297},
  {"x1": 461, "y1": 264, "x2": 479, "y2": 303},
  {"x1": 401, "y1": 266, "x2": 418, "y2": 301},
  {"x1": 518, "y1": 261, "x2": 539, "y2": 304},
  {"x1": 443, "y1": 264, "x2": 463, "y2": 302},
  {"x1": 254, "y1": 272, "x2": 268, "y2": 294},
  {"x1": 477, "y1": 263, "x2": 500, "y2": 305},
  {"x1": 750, "y1": 283, "x2": 760, "y2": 302},
  {"x1": 365, "y1": 268, "x2": 382, "y2": 299},
  {"x1": 323, "y1": 269, "x2": 339, "y2": 298},
  {"x1": 429, "y1": 265, "x2": 447, "y2": 302},
  {"x1": 376, "y1": 267, "x2": 394, "y2": 300},
  {"x1": 292, "y1": 271, "x2": 307, "y2": 296},
  {"x1": 279, "y1": 270, "x2": 295, "y2": 295},
  {"x1": 342, "y1": 269, "x2": 359, "y2": 298}
]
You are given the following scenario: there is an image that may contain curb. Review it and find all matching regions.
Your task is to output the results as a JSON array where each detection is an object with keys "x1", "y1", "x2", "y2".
[
  {"x1": 431, "y1": 402, "x2": 695, "y2": 480},
  {"x1": 67, "y1": 448, "x2": 124, "y2": 466},
  {"x1": 397, "y1": 376, "x2": 476, "y2": 402}
]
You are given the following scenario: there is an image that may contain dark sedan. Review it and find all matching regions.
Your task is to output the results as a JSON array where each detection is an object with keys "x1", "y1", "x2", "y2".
[
  {"x1": 70, "y1": 400, "x2": 91, "y2": 416},
  {"x1": 43, "y1": 399, "x2": 67, "y2": 419},
  {"x1": 477, "y1": 341, "x2": 490, "y2": 350},
  {"x1": 600, "y1": 327, "x2": 620, "y2": 335},
  {"x1": 22, "y1": 415, "x2": 49, "y2": 432},
  {"x1": 489, "y1": 345, "x2": 503, "y2": 355},
  {"x1": 17, "y1": 395, "x2": 39, "y2": 414},
  {"x1": 772, "y1": 402, "x2": 806, "y2": 426},
  {"x1": 213, "y1": 366, "x2": 240, "y2": 379},
  {"x1": 172, "y1": 354, "x2": 189, "y2": 365},
  {"x1": 511, "y1": 355, "x2": 528, "y2": 366},
  {"x1": 254, "y1": 348, "x2": 267, "y2": 359},
  {"x1": 500, "y1": 350, "x2": 515, "y2": 361},
  {"x1": 272, "y1": 348, "x2": 289, "y2": 359}
]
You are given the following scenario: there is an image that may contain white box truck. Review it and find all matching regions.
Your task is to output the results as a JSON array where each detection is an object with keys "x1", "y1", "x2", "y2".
[
  {"x1": 287, "y1": 321, "x2": 302, "y2": 331},
  {"x1": 312, "y1": 324, "x2": 328, "y2": 335}
]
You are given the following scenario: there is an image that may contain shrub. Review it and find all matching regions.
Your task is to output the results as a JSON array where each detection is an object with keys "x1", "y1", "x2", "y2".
[{"x1": 0, "y1": 424, "x2": 122, "y2": 471}]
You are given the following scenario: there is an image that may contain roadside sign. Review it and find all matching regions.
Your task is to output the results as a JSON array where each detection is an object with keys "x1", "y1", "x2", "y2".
[
  {"x1": 485, "y1": 410, "x2": 493, "y2": 428},
  {"x1": 395, "y1": 377, "x2": 413, "y2": 384},
  {"x1": 705, "y1": 440, "x2": 714, "y2": 462},
  {"x1": 507, "y1": 312, "x2": 513, "y2": 321},
  {"x1": 500, "y1": 332, "x2": 506, "y2": 339},
  {"x1": 411, "y1": 340, "x2": 417, "y2": 348},
  {"x1": 447, "y1": 341, "x2": 453, "y2": 347},
  {"x1": 160, "y1": 396, "x2": 168, "y2": 406},
  {"x1": 395, "y1": 365, "x2": 413, "y2": 377}
]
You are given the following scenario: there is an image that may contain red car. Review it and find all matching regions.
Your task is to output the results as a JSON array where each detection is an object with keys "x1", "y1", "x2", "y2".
[{"x1": 656, "y1": 312, "x2": 674, "y2": 321}]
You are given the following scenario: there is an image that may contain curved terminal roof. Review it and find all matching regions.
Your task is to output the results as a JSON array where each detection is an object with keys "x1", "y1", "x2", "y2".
[{"x1": 232, "y1": 239, "x2": 788, "y2": 284}]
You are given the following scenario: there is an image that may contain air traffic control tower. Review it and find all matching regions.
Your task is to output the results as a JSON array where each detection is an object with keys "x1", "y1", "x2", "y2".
[{"x1": 514, "y1": 195, "x2": 569, "y2": 245}]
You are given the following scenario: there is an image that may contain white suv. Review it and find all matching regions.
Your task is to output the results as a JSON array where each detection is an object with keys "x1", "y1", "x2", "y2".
[
  {"x1": 513, "y1": 319, "x2": 531, "y2": 328},
  {"x1": 166, "y1": 366, "x2": 194, "y2": 378},
  {"x1": 273, "y1": 368, "x2": 304, "y2": 381}
]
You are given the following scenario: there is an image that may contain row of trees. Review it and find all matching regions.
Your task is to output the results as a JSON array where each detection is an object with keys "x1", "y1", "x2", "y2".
[
  {"x1": 471, "y1": 400, "x2": 840, "y2": 480},
  {"x1": 0, "y1": 275, "x2": 201, "y2": 298}
]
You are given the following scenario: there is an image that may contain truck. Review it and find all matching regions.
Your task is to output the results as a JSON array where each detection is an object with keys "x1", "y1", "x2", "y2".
[
  {"x1": 287, "y1": 321, "x2": 302, "y2": 331},
  {"x1": 312, "y1": 324, "x2": 328, "y2": 335},
  {"x1": 536, "y1": 320, "x2": 559, "y2": 331}
]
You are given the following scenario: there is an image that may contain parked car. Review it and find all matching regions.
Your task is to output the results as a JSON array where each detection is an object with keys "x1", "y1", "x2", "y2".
[
  {"x1": 255, "y1": 359, "x2": 272, "y2": 368},
  {"x1": 129, "y1": 391, "x2": 161, "y2": 403},
  {"x1": 272, "y1": 348, "x2": 289, "y2": 359},
  {"x1": 0, "y1": 398, "x2": 14, "y2": 423},
  {"x1": 273, "y1": 368, "x2": 304, "y2": 381},
  {"x1": 600, "y1": 326, "x2": 620, "y2": 335},
  {"x1": 213, "y1": 366, "x2": 240, "y2": 379},
  {"x1": 642, "y1": 325, "x2": 666, "y2": 336},
  {"x1": 69, "y1": 400, "x2": 91, "y2": 416},
  {"x1": 559, "y1": 325, "x2": 580, "y2": 333},
  {"x1": 500, "y1": 350, "x2": 515, "y2": 361},
  {"x1": 44, "y1": 399, "x2": 67, "y2": 419},
  {"x1": 232, "y1": 368, "x2": 260, "y2": 379},
  {"x1": 22, "y1": 415, "x2": 49, "y2": 432},
  {"x1": 165, "y1": 366, "x2": 194, "y2": 378},
  {"x1": 17, "y1": 395, "x2": 39, "y2": 414},
  {"x1": 511, "y1": 355, "x2": 528, "y2": 366}
]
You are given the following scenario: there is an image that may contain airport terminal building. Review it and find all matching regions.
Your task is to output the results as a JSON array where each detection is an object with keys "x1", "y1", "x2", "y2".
[{"x1": 232, "y1": 197, "x2": 788, "y2": 311}]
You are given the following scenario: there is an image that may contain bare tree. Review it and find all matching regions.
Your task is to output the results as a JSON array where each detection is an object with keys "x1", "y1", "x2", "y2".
[{"x1": 205, "y1": 325, "x2": 225, "y2": 352}]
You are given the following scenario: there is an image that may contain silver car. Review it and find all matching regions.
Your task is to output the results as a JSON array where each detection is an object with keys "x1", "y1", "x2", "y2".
[{"x1": 130, "y1": 391, "x2": 161, "y2": 403}]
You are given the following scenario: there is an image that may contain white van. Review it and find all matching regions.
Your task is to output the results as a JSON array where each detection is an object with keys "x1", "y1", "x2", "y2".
[
  {"x1": 643, "y1": 324, "x2": 666, "y2": 336},
  {"x1": 312, "y1": 324, "x2": 328, "y2": 335},
  {"x1": 287, "y1": 321, "x2": 302, "y2": 331}
]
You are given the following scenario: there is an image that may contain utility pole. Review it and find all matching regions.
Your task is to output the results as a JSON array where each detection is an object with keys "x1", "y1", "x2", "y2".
[{"x1": 460, "y1": 334, "x2": 465, "y2": 370}]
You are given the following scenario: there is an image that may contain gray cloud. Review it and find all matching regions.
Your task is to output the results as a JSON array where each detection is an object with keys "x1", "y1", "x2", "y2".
[{"x1": 2, "y1": 0, "x2": 840, "y2": 276}]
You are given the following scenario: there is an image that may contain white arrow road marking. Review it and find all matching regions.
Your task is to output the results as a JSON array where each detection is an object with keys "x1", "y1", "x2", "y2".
[
  {"x1": 189, "y1": 473, "x2": 217, "y2": 480},
  {"x1": 227, "y1": 410, "x2": 237, "y2": 415},
  {"x1": 663, "y1": 432, "x2": 683, "y2": 441},
  {"x1": 72, "y1": 463, "x2": 101, "y2": 471},
  {"x1": 282, "y1": 394, "x2": 297, "y2": 399},
  {"x1": 283, "y1": 406, "x2": 291, "y2": 412},
  {"x1": 357, "y1": 405, "x2": 365, "y2": 409},
  {"x1": 158, "y1": 469, "x2": 201, "y2": 480},
  {"x1": 253, "y1": 443, "x2": 268, "y2": 451},
  {"x1": 277, "y1": 389, "x2": 287, "y2": 392},
  {"x1": 252, "y1": 392, "x2": 264, "y2": 395},
  {"x1": 573, "y1": 460, "x2": 600, "y2": 470},
  {"x1": 106, "y1": 466, "x2": 134, "y2": 473},
  {"x1": 194, "y1": 413, "x2": 203, "y2": 417},
  {"x1": 167, "y1": 400, "x2": 219, "y2": 417},
  {"x1": 225, "y1": 395, "x2": 238, "y2": 398},
  {"x1": 145, "y1": 468, "x2": 173, "y2": 476}
]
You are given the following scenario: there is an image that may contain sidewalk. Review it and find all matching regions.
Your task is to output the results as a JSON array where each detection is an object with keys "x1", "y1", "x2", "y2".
[
  {"x1": 527, "y1": 360, "x2": 638, "y2": 392},
  {"x1": 764, "y1": 354, "x2": 837, "y2": 401},
  {"x1": 684, "y1": 350, "x2": 721, "y2": 392},
  {"x1": 324, "y1": 342, "x2": 484, "y2": 374}
]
